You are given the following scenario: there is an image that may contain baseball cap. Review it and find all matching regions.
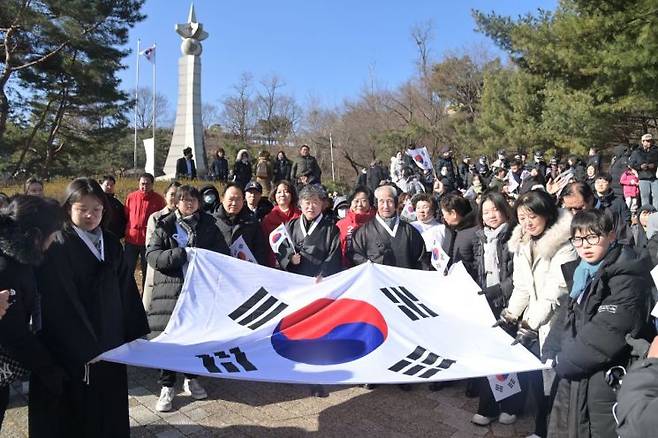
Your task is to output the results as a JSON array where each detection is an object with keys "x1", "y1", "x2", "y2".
[{"x1": 244, "y1": 181, "x2": 262, "y2": 193}]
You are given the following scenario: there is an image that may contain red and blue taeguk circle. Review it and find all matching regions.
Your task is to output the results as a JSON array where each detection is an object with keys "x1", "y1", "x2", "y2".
[{"x1": 271, "y1": 298, "x2": 388, "y2": 365}]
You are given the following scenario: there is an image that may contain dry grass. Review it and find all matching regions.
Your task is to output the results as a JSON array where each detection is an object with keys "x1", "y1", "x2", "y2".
[
  {"x1": 0, "y1": 177, "x2": 228, "y2": 296},
  {"x1": 0, "y1": 177, "x2": 226, "y2": 202}
]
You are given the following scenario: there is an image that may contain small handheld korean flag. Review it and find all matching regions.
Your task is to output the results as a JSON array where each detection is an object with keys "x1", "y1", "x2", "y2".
[
  {"x1": 430, "y1": 238, "x2": 450, "y2": 274},
  {"x1": 400, "y1": 199, "x2": 417, "y2": 222},
  {"x1": 268, "y1": 223, "x2": 295, "y2": 264},
  {"x1": 405, "y1": 146, "x2": 433, "y2": 171},
  {"x1": 487, "y1": 373, "x2": 521, "y2": 402},
  {"x1": 229, "y1": 236, "x2": 257, "y2": 264}
]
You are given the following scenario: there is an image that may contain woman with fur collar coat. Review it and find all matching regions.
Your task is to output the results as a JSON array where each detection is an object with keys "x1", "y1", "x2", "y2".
[{"x1": 498, "y1": 190, "x2": 578, "y2": 438}]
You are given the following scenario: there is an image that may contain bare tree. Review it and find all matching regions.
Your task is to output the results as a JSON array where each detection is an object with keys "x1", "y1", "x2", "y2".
[
  {"x1": 132, "y1": 87, "x2": 170, "y2": 130},
  {"x1": 221, "y1": 72, "x2": 254, "y2": 142},
  {"x1": 256, "y1": 74, "x2": 285, "y2": 144},
  {"x1": 411, "y1": 20, "x2": 435, "y2": 81},
  {"x1": 201, "y1": 103, "x2": 221, "y2": 131}
]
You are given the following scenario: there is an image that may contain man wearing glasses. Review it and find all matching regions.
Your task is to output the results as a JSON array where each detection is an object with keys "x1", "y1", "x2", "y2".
[
  {"x1": 561, "y1": 182, "x2": 631, "y2": 244},
  {"x1": 629, "y1": 133, "x2": 658, "y2": 209}
]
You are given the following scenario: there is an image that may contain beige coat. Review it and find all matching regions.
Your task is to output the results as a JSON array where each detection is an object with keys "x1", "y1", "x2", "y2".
[{"x1": 506, "y1": 209, "x2": 578, "y2": 350}]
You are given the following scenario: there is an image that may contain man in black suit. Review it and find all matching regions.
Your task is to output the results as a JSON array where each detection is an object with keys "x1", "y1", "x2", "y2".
[{"x1": 175, "y1": 147, "x2": 197, "y2": 179}]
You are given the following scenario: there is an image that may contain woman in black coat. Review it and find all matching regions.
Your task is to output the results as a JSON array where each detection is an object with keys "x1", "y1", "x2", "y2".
[
  {"x1": 32, "y1": 179, "x2": 150, "y2": 438},
  {"x1": 0, "y1": 196, "x2": 65, "y2": 427},
  {"x1": 146, "y1": 185, "x2": 229, "y2": 412},
  {"x1": 233, "y1": 149, "x2": 253, "y2": 189},
  {"x1": 470, "y1": 192, "x2": 522, "y2": 426},
  {"x1": 273, "y1": 150, "x2": 293, "y2": 183},
  {"x1": 543, "y1": 209, "x2": 654, "y2": 438},
  {"x1": 439, "y1": 193, "x2": 478, "y2": 278}
]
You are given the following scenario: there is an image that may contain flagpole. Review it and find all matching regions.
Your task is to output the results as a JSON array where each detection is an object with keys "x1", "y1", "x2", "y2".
[
  {"x1": 152, "y1": 43, "x2": 156, "y2": 148},
  {"x1": 134, "y1": 38, "x2": 140, "y2": 170},
  {"x1": 329, "y1": 132, "x2": 336, "y2": 182}
]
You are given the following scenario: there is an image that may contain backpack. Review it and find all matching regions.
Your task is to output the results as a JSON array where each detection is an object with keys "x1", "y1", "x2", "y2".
[{"x1": 256, "y1": 160, "x2": 269, "y2": 179}]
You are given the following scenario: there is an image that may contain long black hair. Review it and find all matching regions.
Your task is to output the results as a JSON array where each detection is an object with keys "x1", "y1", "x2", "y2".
[{"x1": 477, "y1": 191, "x2": 514, "y2": 229}]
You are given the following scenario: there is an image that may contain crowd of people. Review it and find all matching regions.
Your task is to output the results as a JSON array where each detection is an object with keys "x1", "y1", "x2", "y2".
[{"x1": 1, "y1": 137, "x2": 658, "y2": 437}]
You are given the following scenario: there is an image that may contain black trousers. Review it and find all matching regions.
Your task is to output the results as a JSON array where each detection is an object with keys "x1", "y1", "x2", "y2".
[
  {"x1": 158, "y1": 370, "x2": 197, "y2": 388},
  {"x1": 0, "y1": 384, "x2": 8, "y2": 428},
  {"x1": 476, "y1": 376, "x2": 525, "y2": 417},
  {"x1": 124, "y1": 243, "x2": 147, "y2": 288}
]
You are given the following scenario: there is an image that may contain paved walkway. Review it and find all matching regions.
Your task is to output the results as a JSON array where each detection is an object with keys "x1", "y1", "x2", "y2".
[{"x1": 2, "y1": 367, "x2": 535, "y2": 437}]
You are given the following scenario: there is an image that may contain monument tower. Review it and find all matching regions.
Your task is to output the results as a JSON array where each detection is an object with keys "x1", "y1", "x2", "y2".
[{"x1": 163, "y1": 4, "x2": 208, "y2": 178}]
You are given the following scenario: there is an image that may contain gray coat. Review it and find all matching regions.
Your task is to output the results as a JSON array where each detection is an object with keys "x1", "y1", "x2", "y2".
[{"x1": 616, "y1": 357, "x2": 658, "y2": 438}]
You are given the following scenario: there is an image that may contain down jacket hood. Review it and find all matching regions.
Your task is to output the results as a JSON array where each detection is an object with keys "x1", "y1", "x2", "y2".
[
  {"x1": 0, "y1": 222, "x2": 44, "y2": 266},
  {"x1": 508, "y1": 209, "x2": 573, "y2": 260},
  {"x1": 236, "y1": 148, "x2": 250, "y2": 162}
]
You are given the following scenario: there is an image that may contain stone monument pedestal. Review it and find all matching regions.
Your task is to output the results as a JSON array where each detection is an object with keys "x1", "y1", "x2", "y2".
[
  {"x1": 163, "y1": 55, "x2": 206, "y2": 177},
  {"x1": 161, "y1": 4, "x2": 209, "y2": 180}
]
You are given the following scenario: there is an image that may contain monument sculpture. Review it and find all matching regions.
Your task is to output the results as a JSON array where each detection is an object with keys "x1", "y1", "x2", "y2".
[{"x1": 162, "y1": 4, "x2": 208, "y2": 178}]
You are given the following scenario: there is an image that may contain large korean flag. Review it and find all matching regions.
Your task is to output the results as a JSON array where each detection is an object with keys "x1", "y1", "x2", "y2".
[{"x1": 102, "y1": 249, "x2": 548, "y2": 384}]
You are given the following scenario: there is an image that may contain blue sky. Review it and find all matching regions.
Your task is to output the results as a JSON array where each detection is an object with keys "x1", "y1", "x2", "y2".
[{"x1": 120, "y1": 0, "x2": 557, "y2": 112}]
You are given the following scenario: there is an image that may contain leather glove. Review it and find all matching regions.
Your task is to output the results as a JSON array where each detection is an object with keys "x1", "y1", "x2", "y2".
[
  {"x1": 492, "y1": 308, "x2": 517, "y2": 329},
  {"x1": 511, "y1": 321, "x2": 538, "y2": 347},
  {"x1": 478, "y1": 285, "x2": 502, "y2": 300}
]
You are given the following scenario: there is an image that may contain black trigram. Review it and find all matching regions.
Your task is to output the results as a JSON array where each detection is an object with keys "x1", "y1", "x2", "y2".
[
  {"x1": 196, "y1": 347, "x2": 257, "y2": 374},
  {"x1": 380, "y1": 286, "x2": 438, "y2": 321},
  {"x1": 228, "y1": 287, "x2": 288, "y2": 330},
  {"x1": 388, "y1": 346, "x2": 456, "y2": 379}
]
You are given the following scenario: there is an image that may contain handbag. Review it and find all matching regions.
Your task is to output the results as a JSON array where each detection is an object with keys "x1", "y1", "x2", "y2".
[{"x1": 0, "y1": 345, "x2": 29, "y2": 387}]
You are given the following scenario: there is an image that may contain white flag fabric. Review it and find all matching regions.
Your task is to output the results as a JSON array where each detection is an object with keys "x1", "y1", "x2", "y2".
[
  {"x1": 405, "y1": 147, "x2": 433, "y2": 171},
  {"x1": 487, "y1": 372, "x2": 522, "y2": 401},
  {"x1": 229, "y1": 236, "x2": 257, "y2": 264},
  {"x1": 430, "y1": 239, "x2": 450, "y2": 274},
  {"x1": 268, "y1": 223, "x2": 295, "y2": 264},
  {"x1": 139, "y1": 45, "x2": 156, "y2": 63},
  {"x1": 400, "y1": 199, "x2": 417, "y2": 222},
  {"x1": 143, "y1": 138, "x2": 155, "y2": 176},
  {"x1": 102, "y1": 249, "x2": 549, "y2": 384}
]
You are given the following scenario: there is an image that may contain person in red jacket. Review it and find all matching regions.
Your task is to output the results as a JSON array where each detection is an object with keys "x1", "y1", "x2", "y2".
[
  {"x1": 124, "y1": 173, "x2": 166, "y2": 289},
  {"x1": 261, "y1": 180, "x2": 301, "y2": 267},
  {"x1": 336, "y1": 186, "x2": 375, "y2": 268}
]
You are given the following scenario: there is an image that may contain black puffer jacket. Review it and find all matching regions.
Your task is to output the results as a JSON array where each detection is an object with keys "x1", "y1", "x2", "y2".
[
  {"x1": 609, "y1": 144, "x2": 629, "y2": 198},
  {"x1": 146, "y1": 211, "x2": 229, "y2": 338},
  {"x1": 629, "y1": 146, "x2": 658, "y2": 181},
  {"x1": 596, "y1": 190, "x2": 631, "y2": 244},
  {"x1": 0, "y1": 225, "x2": 61, "y2": 385},
  {"x1": 273, "y1": 157, "x2": 293, "y2": 183},
  {"x1": 213, "y1": 205, "x2": 268, "y2": 266},
  {"x1": 441, "y1": 211, "x2": 477, "y2": 278},
  {"x1": 616, "y1": 357, "x2": 658, "y2": 438},
  {"x1": 472, "y1": 224, "x2": 514, "y2": 312},
  {"x1": 544, "y1": 246, "x2": 654, "y2": 438}
]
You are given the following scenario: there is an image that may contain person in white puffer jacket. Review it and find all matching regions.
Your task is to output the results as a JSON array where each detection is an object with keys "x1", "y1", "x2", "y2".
[{"x1": 496, "y1": 189, "x2": 577, "y2": 438}]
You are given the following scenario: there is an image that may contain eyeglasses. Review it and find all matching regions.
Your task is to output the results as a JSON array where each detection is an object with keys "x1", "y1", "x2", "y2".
[
  {"x1": 565, "y1": 205, "x2": 586, "y2": 214},
  {"x1": 569, "y1": 234, "x2": 601, "y2": 247}
]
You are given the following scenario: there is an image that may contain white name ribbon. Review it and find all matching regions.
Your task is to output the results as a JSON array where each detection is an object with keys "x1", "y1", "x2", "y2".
[{"x1": 101, "y1": 249, "x2": 549, "y2": 384}]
